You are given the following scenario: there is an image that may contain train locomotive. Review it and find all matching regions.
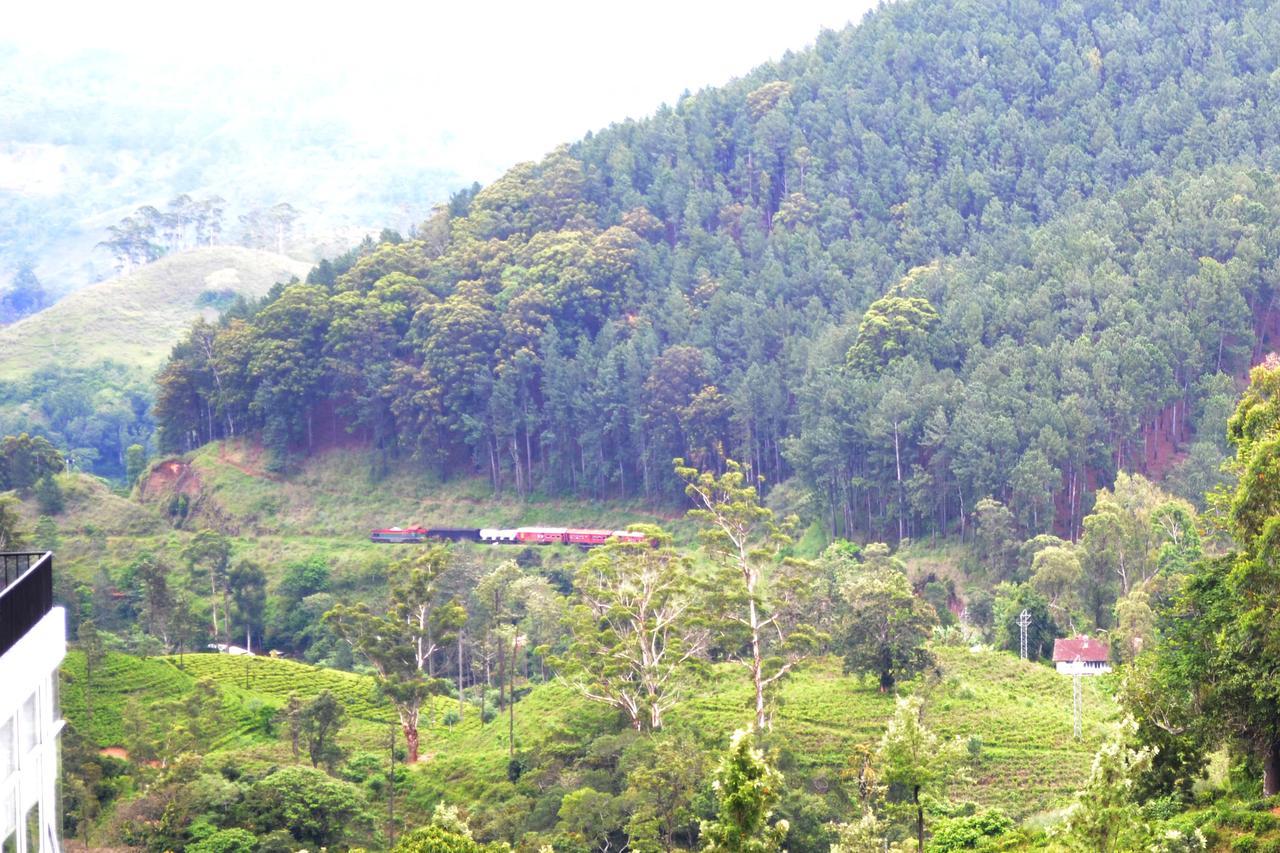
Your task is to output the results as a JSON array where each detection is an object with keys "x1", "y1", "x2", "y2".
[{"x1": 369, "y1": 525, "x2": 649, "y2": 547}]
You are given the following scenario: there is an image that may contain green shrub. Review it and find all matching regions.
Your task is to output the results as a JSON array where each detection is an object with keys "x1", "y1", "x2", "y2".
[
  {"x1": 247, "y1": 766, "x2": 368, "y2": 847},
  {"x1": 1232, "y1": 835, "x2": 1259, "y2": 853},
  {"x1": 1143, "y1": 795, "x2": 1183, "y2": 822},
  {"x1": 927, "y1": 809, "x2": 1014, "y2": 851},
  {"x1": 392, "y1": 824, "x2": 487, "y2": 852},
  {"x1": 188, "y1": 828, "x2": 258, "y2": 853}
]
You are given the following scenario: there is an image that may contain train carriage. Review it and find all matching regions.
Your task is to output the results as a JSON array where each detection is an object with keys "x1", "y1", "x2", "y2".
[
  {"x1": 371, "y1": 524, "x2": 653, "y2": 547},
  {"x1": 369, "y1": 526, "x2": 430, "y2": 543},
  {"x1": 565, "y1": 528, "x2": 616, "y2": 546},
  {"x1": 515, "y1": 526, "x2": 569, "y2": 544}
]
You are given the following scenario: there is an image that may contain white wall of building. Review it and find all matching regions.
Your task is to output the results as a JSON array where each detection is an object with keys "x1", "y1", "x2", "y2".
[
  {"x1": 1055, "y1": 659, "x2": 1111, "y2": 676},
  {"x1": 0, "y1": 606, "x2": 66, "y2": 853}
]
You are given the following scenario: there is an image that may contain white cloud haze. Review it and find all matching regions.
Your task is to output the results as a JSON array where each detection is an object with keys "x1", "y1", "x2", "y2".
[{"x1": 6, "y1": 0, "x2": 878, "y2": 183}]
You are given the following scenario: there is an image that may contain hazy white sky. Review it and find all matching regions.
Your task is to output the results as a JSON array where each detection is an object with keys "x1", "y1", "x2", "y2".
[{"x1": 8, "y1": 1, "x2": 880, "y2": 182}]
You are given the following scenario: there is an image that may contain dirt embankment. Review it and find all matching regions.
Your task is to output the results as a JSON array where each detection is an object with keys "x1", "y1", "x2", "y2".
[
  {"x1": 137, "y1": 446, "x2": 282, "y2": 535},
  {"x1": 138, "y1": 459, "x2": 202, "y2": 502},
  {"x1": 137, "y1": 458, "x2": 229, "y2": 531}
]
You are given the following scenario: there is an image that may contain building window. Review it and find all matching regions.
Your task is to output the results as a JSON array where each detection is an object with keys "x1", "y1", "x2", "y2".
[
  {"x1": 17, "y1": 697, "x2": 36, "y2": 757},
  {"x1": 23, "y1": 806, "x2": 37, "y2": 853},
  {"x1": 0, "y1": 720, "x2": 13, "y2": 782},
  {"x1": 0, "y1": 792, "x2": 12, "y2": 848}
]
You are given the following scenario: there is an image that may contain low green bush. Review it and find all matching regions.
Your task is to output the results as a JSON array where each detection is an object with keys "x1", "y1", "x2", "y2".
[{"x1": 927, "y1": 809, "x2": 1014, "y2": 851}]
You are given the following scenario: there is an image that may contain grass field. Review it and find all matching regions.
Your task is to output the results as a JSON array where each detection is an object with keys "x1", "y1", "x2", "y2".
[
  {"x1": 0, "y1": 247, "x2": 310, "y2": 380},
  {"x1": 61, "y1": 643, "x2": 1119, "y2": 823}
]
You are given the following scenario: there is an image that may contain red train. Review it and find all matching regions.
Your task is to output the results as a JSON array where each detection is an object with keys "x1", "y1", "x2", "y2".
[{"x1": 369, "y1": 525, "x2": 649, "y2": 547}]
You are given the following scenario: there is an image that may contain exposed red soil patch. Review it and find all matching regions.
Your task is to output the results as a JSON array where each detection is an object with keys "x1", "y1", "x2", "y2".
[
  {"x1": 138, "y1": 459, "x2": 201, "y2": 501},
  {"x1": 98, "y1": 746, "x2": 129, "y2": 760}
]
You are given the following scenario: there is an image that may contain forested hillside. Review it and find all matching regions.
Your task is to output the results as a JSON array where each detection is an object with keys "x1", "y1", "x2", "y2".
[
  {"x1": 155, "y1": 0, "x2": 1280, "y2": 546},
  {"x1": 0, "y1": 248, "x2": 308, "y2": 478}
]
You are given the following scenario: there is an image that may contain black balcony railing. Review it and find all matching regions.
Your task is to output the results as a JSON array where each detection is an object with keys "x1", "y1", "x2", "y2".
[{"x1": 0, "y1": 551, "x2": 53, "y2": 656}]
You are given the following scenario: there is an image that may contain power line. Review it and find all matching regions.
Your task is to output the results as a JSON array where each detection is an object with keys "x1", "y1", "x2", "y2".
[{"x1": 1013, "y1": 607, "x2": 1034, "y2": 660}]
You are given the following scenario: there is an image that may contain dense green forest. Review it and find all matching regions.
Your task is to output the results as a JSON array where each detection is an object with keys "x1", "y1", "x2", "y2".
[{"x1": 156, "y1": 0, "x2": 1278, "y2": 547}]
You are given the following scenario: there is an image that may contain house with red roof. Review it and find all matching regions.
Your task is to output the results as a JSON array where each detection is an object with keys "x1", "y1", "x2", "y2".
[{"x1": 1052, "y1": 635, "x2": 1111, "y2": 675}]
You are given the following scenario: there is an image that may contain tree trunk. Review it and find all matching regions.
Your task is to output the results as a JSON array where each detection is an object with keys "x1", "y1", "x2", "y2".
[
  {"x1": 457, "y1": 633, "x2": 465, "y2": 721},
  {"x1": 1264, "y1": 742, "x2": 1280, "y2": 797},
  {"x1": 749, "y1": 594, "x2": 767, "y2": 730},
  {"x1": 509, "y1": 635, "x2": 516, "y2": 760},
  {"x1": 524, "y1": 408, "x2": 534, "y2": 497},
  {"x1": 894, "y1": 421, "x2": 905, "y2": 544},
  {"x1": 210, "y1": 573, "x2": 220, "y2": 641},
  {"x1": 915, "y1": 785, "x2": 924, "y2": 853},
  {"x1": 497, "y1": 639, "x2": 505, "y2": 708},
  {"x1": 404, "y1": 725, "x2": 419, "y2": 764}
]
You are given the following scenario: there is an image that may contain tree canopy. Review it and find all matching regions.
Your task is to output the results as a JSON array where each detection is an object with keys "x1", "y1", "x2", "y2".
[{"x1": 148, "y1": 0, "x2": 1280, "y2": 547}]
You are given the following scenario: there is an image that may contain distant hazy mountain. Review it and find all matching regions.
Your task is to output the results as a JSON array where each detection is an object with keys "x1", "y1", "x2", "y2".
[
  {"x1": 0, "y1": 44, "x2": 468, "y2": 296},
  {"x1": 0, "y1": 246, "x2": 308, "y2": 380}
]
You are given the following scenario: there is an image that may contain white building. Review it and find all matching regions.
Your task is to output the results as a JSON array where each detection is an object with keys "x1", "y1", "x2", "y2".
[
  {"x1": 1052, "y1": 635, "x2": 1111, "y2": 675},
  {"x1": 0, "y1": 552, "x2": 65, "y2": 853}
]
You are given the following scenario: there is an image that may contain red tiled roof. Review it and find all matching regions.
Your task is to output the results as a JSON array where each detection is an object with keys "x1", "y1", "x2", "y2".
[{"x1": 1052, "y1": 635, "x2": 1110, "y2": 663}]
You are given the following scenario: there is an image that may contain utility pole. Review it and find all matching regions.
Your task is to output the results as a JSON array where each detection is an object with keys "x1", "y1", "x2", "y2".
[
  {"x1": 1017, "y1": 609, "x2": 1032, "y2": 660},
  {"x1": 388, "y1": 721, "x2": 397, "y2": 847},
  {"x1": 1073, "y1": 669, "x2": 1083, "y2": 740}
]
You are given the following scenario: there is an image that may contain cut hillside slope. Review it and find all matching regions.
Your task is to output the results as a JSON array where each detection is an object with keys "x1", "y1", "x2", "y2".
[
  {"x1": 143, "y1": 439, "x2": 684, "y2": 540},
  {"x1": 0, "y1": 246, "x2": 309, "y2": 380},
  {"x1": 34, "y1": 441, "x2": 687, "y2": 596}
]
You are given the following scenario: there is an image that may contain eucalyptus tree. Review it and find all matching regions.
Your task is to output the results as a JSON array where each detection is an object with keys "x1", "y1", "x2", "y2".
[
  {"x1": 324, "y1": 545, "x2": 462, "y2": 762},
  {"x1": 677, "y1": 459, "x2": 821, "y2": 730},
  {"x1": 551, "y1": 526, "x2": 708, "y2": 731}
]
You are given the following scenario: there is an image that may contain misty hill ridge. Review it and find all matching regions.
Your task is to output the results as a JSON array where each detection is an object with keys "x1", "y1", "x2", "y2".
[{"x1": 0, "y1": 246, "x2": 309, "y2": 380}]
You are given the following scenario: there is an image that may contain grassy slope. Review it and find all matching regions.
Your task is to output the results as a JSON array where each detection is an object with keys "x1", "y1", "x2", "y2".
[
  {"x1": 32, "y1": 440, "x2": 687, "y2": 593},
  {"x1": 116, "y1": 440, "x2": 690, "y2": 588},
  {"x1": 43, "y1": 443, "x2": 1123, "y2": 831},
  {"x1": 60, "y1": 644, "x2": 1119, "y2": 822},
  {"x1": 185, "y1": 440, "x2": 687, "y2": 539},
  {"x1": 0, "y1": 247, "x2": 310, "y2": 380}
]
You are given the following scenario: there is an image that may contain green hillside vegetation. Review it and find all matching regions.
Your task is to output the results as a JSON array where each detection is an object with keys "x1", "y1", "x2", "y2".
[
  {"x1": 0, "y1": 246, "x2": 309, "y2": 380},
  {"x1": 29, "y1": 444, "x2": 694, "y2": 665},
  {"x1": 37, "y1": 443, "x2": 1208, "y2": 850},
  {"x1": 28, "y1": 0, "x2": 1280, "y2": 849},
  {"x1": 59, "y1": 645, "x2": 1118, "y2": 845},
  {"x1": 180, "y1": 440, "x2": 685, "y2": 539},
  {"x1": 0, "y1": 248, "x2": 308, "y2": 479}
]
